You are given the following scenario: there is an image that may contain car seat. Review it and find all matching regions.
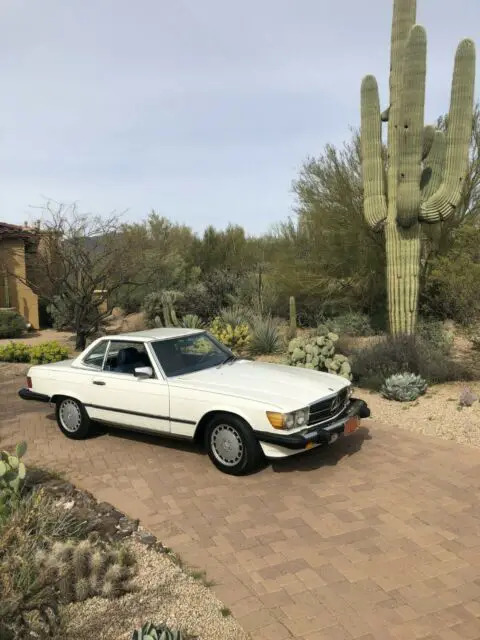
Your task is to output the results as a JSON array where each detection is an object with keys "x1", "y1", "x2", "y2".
[{"x1": 115, "y1": 347, "x2": 144, "y2": 374}]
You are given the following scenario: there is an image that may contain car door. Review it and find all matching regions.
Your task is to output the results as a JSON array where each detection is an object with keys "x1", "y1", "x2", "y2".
[{"x1": 85, "y1": 339, "x2": 171, "y2": 434}]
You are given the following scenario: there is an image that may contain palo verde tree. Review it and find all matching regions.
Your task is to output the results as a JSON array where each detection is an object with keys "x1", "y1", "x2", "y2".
[{"x1": 360, "y1": 0, "x2": 476, "y2": 335}]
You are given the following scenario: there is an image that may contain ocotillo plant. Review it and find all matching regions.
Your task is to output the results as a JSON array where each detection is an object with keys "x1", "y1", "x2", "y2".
[{"x1": 360, "y1": 0, "x2": 475, "y2": 335}]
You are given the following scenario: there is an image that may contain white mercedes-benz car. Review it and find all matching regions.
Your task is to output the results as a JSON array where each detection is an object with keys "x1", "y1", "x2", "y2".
[{"x1": 19, "y1": 328, "x2": 370, "y2": 475}]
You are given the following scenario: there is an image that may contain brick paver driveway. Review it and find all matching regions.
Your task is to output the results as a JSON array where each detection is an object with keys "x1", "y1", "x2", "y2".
[{"x1": 2, "y1": 378, "x2": 480, "y2": 640}]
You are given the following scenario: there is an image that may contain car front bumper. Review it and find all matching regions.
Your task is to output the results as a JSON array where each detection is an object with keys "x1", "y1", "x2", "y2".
[
  {"x1": 255, "y1": 398, "x2": 370, "y2": 451},
  {"x1": 18, "y1": 388, "x2": 51, "y2": 403}
]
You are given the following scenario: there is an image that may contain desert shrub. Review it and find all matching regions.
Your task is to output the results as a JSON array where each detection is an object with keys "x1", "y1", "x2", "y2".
[
  {"x1": 248, "y1": 316, "x2": 282, "y2": 355},
  {"x1": 209, "y1": 317, "x2": 250, "y2": 352},
  {"x1": 380, "y1": 373, "x2": 427, "y2": 402},
  {"x1": 0, "y1": 341, "x2": 69, "y2": 364},
  {"x1": 0, "y1": 342, "x2": 31, "y2": 363},
  {"x1": 0, "y1": 464, "x2": 135, "y2": 639},
  {"x1": 29, "y1": 342, "x2": 69, "y2": 365},
  {"x1": 0, "y1": 310, "x2": 25, "y2": 339},
  {"x1": 416, "y1": 317, "x2": 454, "y2": 354},
  {"x1": 287, "y1": 332, "x2": 352, "y2": 380},
  {"x1": 350, "y1": 335, "x2": 470, "y2": 390},
  {"x1": 421, "y1": 225, "x2": 480, "y2": 326},
  {"x1": 319, "y1": 312, "x2": 375, "y2": 337}
]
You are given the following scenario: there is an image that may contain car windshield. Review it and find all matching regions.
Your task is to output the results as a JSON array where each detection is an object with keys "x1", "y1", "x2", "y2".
[{"x1": 150, "y1": 332, "x2": 232, "y2": 377}]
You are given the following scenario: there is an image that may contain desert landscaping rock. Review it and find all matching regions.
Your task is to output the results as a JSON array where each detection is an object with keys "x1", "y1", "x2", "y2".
[
  {"x1": 62, "y1": 539, "x2": 248, "y2": 640},
  {"x1": 365, "y1": 381, "x2": 480, "y2": 448}
]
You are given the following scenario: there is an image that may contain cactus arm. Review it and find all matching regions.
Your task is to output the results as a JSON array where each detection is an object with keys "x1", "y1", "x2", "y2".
[
  {"x1": 386, "y1": 0, "x2": 417, "y2": 214},
  {"x1": 420, "y1": 130, "x2": 446, "y2": 202},
  {"x1": 381, "y1": 106, "x2": 390, "y2": 122},
  {"x1": 420, "y1": 39, "x2": 476, "y2": 223},
  {"x1": 396, "y1": 25, "x2": 427, "y2": 228},
  {"x1": 360, "y1": 75, "x2": 387, "y2": 229},
  {"x1": 421, "y1": 125, "x2": 435, "y2": 160}
]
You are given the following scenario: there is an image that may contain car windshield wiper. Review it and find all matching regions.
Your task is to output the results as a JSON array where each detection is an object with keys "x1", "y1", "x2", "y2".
[{"x1": 220, "y1": 354, "x2": 238, "y2": 366}]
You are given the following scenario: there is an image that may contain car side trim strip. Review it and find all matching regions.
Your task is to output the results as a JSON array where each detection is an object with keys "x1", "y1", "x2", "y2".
[{"x1": 83, "y1": 403, "x2": 196, "y2": 425}]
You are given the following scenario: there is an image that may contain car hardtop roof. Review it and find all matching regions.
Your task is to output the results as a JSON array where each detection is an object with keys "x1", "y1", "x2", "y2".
[{"x1": 106, "y1": 328, "x2": 205, "y2": 342}]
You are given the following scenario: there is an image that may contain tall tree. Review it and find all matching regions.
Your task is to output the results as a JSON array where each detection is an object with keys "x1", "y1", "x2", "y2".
[{"x1": 20, "y1": 202, "x2": 141, "y2": 350}]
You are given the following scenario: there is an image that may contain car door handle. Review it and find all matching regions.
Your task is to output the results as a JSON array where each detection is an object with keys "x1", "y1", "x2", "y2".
[{"x1": 93, "y1": 380, "x2": 106, "y2": 386}]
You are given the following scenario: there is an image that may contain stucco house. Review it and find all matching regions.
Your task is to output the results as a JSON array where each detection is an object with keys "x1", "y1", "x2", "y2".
[{"x1": 0, "y1": 222, "x2": 40, "y2": 329}]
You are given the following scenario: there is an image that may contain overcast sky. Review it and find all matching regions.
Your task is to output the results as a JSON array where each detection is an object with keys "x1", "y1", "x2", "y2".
[{"x1": 0, "y1": 0, "x2": 478, "y2": 234}]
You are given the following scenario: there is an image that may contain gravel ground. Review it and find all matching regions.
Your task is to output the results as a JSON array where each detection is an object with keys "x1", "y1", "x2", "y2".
[
  {"x1": 362, "y1": 381, "x2": 480, "y2": 448},
  {"x1": 61, "y1": 539, "x2": 248, "y2": 640}
]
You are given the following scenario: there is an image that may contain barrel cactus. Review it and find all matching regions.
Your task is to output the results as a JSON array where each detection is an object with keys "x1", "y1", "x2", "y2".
[
  {"x1": 360, "y1": 0, "x2": 476, "y2": 335},
  {"x1": 131, "y1": 623, "x2": 184, "y2": 640},
  {"x1": 380, "y1": 372, "x2": 427, "y2": 401},
  {"x1": 287, "y1": 334, "x2": 352, "y2": 380}
]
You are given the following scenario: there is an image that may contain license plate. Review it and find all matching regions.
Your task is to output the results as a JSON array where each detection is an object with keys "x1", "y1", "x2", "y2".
[{"x1": 344, "y1": 416, "x2": 360, "y2": 435}]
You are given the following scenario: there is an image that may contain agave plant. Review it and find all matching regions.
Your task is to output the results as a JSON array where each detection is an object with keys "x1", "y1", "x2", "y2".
[
  {"x1": 220, "y1": 305, "x2": 253, "y2": 329},
  {"x1": 131, "y1": 623, "x2": 184, "y2": 640},
  {"x1": 180, "y1": 314, "x2": 205, "y2": 329},
  {"x1": 380, "y1": 373, "x2": 427, "y2": 402},
  {"x1": 248, "y1": 315, "x2": 282, "y2": 356}
]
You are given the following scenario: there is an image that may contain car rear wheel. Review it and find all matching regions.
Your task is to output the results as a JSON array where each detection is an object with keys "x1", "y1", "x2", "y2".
[
  {"x1": 205, "y1": 414, "x2": 264, "y2": 476},
  {"x1": 55, "y1": 397, "x2": 91, "y2": 440}
]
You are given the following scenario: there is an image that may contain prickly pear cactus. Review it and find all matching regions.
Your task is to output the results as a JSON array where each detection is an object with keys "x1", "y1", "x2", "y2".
[
  {"x1": 287, "y1": 334, "x2": 352, "y2": 380},
  {"x1": 360, "y1": 0, "x2": 476, "y2": 335},
  {"x1": 0, "y1": 441, "x2": 27, "y2": 495},
  {"x1": 380, "y1": 372, "x2": 427, "y2": 401},
  {"x1": 131, "y1": 623, "x2": 184, "y2": 640}
]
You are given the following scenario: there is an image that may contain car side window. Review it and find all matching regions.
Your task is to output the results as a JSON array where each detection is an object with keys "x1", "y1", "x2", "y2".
[
  {"x1": 104, "y1": 341, "x2": 154, "y2": 376},
  {"x1": 82, "y1": 341, "x2": 109, "y2": 369}
]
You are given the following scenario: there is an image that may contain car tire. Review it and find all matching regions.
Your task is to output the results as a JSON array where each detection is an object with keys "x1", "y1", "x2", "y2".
[
  {"x1": 205, "y1": 414, "x2": 264, "y2": 476},
  {"x1": 55, "y1": 397, "x2": 91, "y2": 440}
]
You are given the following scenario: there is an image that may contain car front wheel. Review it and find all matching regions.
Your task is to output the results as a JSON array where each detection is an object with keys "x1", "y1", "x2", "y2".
[
  {"x1": 55, "y1": 397, "x2": 91, "y2": 440},
  {"x1": 205, "y1": 414, "x2": 264, "y2": 476}
]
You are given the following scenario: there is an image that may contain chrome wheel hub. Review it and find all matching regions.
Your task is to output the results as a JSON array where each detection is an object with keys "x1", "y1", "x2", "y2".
[
  {"x1": 211, "y1": 424, "x2": 243, "y2": 467},
  {"x1": 59, "y1": 399, "x2": 82, "y2": 433}
]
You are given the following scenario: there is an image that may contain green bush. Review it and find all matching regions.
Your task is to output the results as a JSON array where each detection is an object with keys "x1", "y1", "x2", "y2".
[
  {"x1": 248, "y1": 316, "x2": 282, "y2": 355},
  {"x1": 287, "y1": 333, "x2": 352, "y2": 380},
  {"x1": 319, "y1": 312, "x2": 375, "y2": 337},
  {"x1": 0, "y1": 341, "x2": 69, "y2": 364},
  {"x1": 0, "y1": 310, "x2": 25, "y2": 339},
  {"x1": 350, "y1": 335, "x2": 470, "y2": 390},
  {"x1": 381, "y1": 373, "x2": 428, "y2": 402},
  {"x1": 421, "y1": 225, "x2": 480, "y2": 326},
  {"x1": 416, "y1": 318, "x2": 453, "y2": 354},
  {"x1": 29, "y1": 342, "x2": 69, "y2": 364}
]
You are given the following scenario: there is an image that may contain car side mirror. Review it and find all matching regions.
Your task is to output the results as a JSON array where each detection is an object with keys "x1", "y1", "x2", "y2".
[{"x1": 134, "y1": 366, "x2": 153, "y2": 379}]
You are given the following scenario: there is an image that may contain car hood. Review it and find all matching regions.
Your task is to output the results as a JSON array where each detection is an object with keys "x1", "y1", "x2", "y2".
[{"x1": 171, "y1": 360, "x2": 349, "y2": 411}]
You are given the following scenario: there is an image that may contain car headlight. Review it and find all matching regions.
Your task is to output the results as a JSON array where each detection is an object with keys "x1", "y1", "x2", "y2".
[{"x1": 266, "y1": 407, "x2": 310, "y2": 430}]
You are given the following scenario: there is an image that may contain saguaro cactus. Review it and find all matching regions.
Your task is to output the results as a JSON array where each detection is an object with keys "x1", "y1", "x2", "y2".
[{"x1": 360, "y1": 0, "x2": 475, "y2": 335}]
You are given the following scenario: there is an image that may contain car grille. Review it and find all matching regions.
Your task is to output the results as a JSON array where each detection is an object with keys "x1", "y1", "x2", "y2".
[{"x1": 307, "y1": 387, "x2": 349, "y2": 426}]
